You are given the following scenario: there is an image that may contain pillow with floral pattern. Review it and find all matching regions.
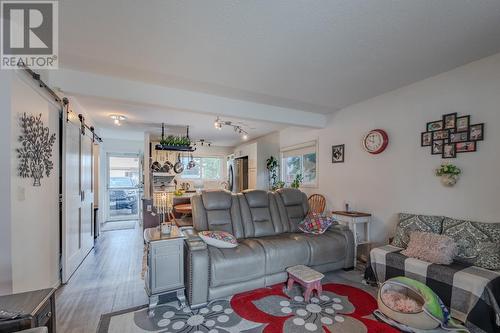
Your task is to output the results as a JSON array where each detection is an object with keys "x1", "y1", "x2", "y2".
[{"x1": 198, "y1": 230, "x2": 238, "y2": 248}]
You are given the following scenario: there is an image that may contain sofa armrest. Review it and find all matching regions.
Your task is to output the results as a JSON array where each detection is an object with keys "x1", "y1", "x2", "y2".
[
  {"x1": 184, "y1": 229, "x2": 209, "y2": 308},
  {"x1": 328, "y1": 224, "x2": 355, "y2": 269}
]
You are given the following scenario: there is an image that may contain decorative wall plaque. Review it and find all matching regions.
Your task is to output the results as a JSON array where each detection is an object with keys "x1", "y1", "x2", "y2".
[{"x1": 17, "y1": 113, "x2": 56, "y2": 186}]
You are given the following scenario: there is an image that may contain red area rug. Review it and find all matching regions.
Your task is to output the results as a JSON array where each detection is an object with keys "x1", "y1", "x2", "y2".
[
  {"x1": 230, "y1": 283, "x2": 399, "y2": 333},
  {"x1": 98, "y1": 282, "x2": 399, "y2": 332}
]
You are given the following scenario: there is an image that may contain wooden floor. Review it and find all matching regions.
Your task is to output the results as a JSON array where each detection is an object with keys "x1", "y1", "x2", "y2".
[
  {"x1": 56, "y1": 224, "x2": 147, "y2": 333},
  {"x1": 55, "y1": 224, "x2": 372, "y2": 333}
]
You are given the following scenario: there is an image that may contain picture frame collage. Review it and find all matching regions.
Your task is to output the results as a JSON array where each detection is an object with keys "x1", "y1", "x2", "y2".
[{"x1": 421, "y1": 113, "x2": 484, "y2": 159}]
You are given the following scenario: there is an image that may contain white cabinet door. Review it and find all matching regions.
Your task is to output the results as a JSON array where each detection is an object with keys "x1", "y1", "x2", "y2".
[{"x1": 61, "y1": 113, "x2": 94, "y2": 283}]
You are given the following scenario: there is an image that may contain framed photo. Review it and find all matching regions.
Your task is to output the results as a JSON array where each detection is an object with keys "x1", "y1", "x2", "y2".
[
  {"x1": 449, "y1": 131, "x2": 469, "y2": 143},
  {"x1": 332, "y1": 144, "x2": 345, "y2": 163},
  {"x1": 456, "y1": 141, "x2": 476, "y2": 153},
  {"x1": 421, "y1": 132, "x2": 432, "y2": 147},
  {"x1": 432, "y1": 139, "x2": 444, "y2": 155},
  {"x1": 469, "y1": 123, "x2": 484, "y2": 141},
  {"x1": 456, "y1": 115, "x2": 470, "y2": 132},
  {"x1": 442, "y1": 143, "x2": 456, "y2": 159},
  {"x1": 427, "y1": 120, "x2": 443, "y2": 132},
  {"x1": 443, "y1": 112, "x2": 457, "y2": 130},
  {"x1": 432, "y1": 130, "x2": 449, "y2": 141}
]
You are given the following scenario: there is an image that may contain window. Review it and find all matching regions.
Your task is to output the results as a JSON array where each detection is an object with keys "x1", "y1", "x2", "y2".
[
  {"x1": 281, "y1": 141, "x2": 317, "y2": 187},
  {"x1": 180, "y1": 156, "x2": 222, "y2": 180}
]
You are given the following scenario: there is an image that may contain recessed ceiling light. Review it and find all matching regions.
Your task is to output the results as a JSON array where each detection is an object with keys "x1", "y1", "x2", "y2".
[{"x1": 110, "y1": 114, "x2": 126, "y2": 126}]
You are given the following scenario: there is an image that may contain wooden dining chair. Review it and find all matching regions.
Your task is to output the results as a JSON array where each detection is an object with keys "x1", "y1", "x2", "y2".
[{"x1": 308, "y1": 194, "x2": 326, "y2": 214}]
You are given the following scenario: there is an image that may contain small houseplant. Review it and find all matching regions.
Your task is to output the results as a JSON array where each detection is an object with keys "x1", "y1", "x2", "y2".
[
  {"x1": 266, "y1": 156, "x2": 279, "y2": 190},
  {"x1": 435, "y1": 163, "x2": 461, "y2": 187},
  {"x1": 274, "y1": 181, "x2": 285, "y2": 190},
  {"x1": 291, "y1": 173, "x2": 303, "y2": 189}
]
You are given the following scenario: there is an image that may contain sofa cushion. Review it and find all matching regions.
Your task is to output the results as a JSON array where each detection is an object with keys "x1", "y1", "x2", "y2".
[
  {"x1": 254, "y1": 234, "x2": 310, "y2": 274},
  {"x1": 239, "y1": 191, "x2": 283, "y2": 238},
  {"x1": 442, "y1": 218, "x2": 500, "y2": 270},
  {"x1": 192, "y1": 192, "x2": 245, "y2": 239},
  {"x1": 208, "y1": 239, "x2": 265, "y2": 287},
  {"x1": 275, "y1": 189, "x2": 309, "y2": 232},
  {"x1": 392, "y1": 213, "x2": 444, "y2": 248},
  {"x1": 202, "y1": 190, "x2": 232, "y2": 210},
  {"x1": 288, "y1": 230, "x2": 347, "y2": 266}
]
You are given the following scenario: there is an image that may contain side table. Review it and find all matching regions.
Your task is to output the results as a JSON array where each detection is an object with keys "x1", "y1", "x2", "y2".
[
  {"x1": 0, "y1": 288, "x2": 56, "y2": 333},
  {"x1": 331, "y1": 211, "x2": 371, "y2": 267},
  {"x1": 144, "y1": 226, "x2": 187, "y2": 317}
]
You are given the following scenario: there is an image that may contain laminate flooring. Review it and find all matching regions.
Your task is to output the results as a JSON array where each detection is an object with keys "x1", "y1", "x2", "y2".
[
  {"x1": 56, "y1": 224, "x2": 147, "y2": 333},
  {"x1": 55, "y1": 224, "x2": 372, "y2": 333}
]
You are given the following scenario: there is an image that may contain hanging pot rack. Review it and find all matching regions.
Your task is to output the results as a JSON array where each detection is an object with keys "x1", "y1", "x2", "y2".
[{"x1": 155, "y1": 123, "x2": 195, "y2": 152}]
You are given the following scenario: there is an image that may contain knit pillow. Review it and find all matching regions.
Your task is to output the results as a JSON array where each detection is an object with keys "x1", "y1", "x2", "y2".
[
  {"x1": 401, "y1": 231, "x2": 457, "y2": 265},
  {"x1": 299, "y1": 213, "x2": 336, "y2": 235},
  {"x1": 392, "y1": 213, "x2": 444, "y2": 248},
  {"x1": 198, "y1": 230, "x2": 238, "y2": 248}
]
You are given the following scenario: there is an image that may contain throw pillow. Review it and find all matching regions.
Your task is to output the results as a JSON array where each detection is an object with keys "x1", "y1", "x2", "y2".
[
  {"x1": 401, "y1": 231, "x2": 457, "y2": 265},
  {"x1": 392, "y1": 213, "x2": 444, "y2": 248},
  {"x1": 442, "y1": 218, "x2": 500, "y2": 270},
  {"x1": 198, "y1": 230, "x2": 238, "y2": 248},
  {"x1": 299, "y1": 213, "x2": 336, "y2": 235}
]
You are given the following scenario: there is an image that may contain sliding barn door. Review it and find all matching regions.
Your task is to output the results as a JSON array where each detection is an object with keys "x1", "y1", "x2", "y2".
[{"x1": 61, "y1": 111, "x2": 94, "y2": 283}]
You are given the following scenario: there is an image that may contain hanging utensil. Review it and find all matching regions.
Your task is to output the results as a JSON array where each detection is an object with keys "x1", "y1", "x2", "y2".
[
  {"x1": 151, "y1": 161, "x2": 161, "y2": 172},
  {"x1": 188, "y1": 153, "x2": 196, "y2": 169},
  {"x1": 174, "y1": 153, "x2": 184, "y2": 174}
]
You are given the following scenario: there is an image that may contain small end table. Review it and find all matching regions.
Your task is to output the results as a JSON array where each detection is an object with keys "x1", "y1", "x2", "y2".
[
  {"x1": 331, "y1": 211, "x2": 371, "y2": 267},
  {"x1": 0, "y1": 288, "x2": 56, "y2": 333},
  {"x1": 144, "y1": 226, "x2": 187, "y2": 317}
]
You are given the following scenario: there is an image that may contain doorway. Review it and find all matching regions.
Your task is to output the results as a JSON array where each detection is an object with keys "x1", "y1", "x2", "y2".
[{"x1": 106, "y1": 154, "x2": 140, "y2": 223}]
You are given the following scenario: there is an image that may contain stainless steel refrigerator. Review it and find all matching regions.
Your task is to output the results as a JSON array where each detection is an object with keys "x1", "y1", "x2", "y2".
[{"x1": 228, "y1": 156, "x2": 248, "y2": 193}]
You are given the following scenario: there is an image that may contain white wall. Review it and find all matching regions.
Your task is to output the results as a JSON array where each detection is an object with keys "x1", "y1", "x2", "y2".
[
  {"x1": 0, "y1": 71, "x2": 13, "y2": 294},
  {"x1": 280, "y1": 53, "x2": 500, "y2": 243},
  {"x1": 0, "y1": 71, "x2": 61, "y2": 294}
]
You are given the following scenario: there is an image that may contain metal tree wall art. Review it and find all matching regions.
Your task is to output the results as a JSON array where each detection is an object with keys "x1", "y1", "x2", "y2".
[{"x1": 17, "y1": 113, "x2": 56, "y2": 186}]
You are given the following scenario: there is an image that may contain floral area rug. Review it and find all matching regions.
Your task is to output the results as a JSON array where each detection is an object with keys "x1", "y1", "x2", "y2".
[{"x1": 97, "y1": 283, "x2": 399, "y2": 333}]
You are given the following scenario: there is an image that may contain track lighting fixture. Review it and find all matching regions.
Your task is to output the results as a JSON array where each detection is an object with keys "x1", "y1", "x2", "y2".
[
  {"x1": 110, "y1": 114, "x2": 126, "y2": 126},
  {"x1": 213, "y1": 116, "x2": 249, "y2": 140}
]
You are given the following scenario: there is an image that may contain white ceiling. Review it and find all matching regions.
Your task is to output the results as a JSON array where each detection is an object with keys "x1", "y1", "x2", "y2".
[
  {"x1": 72, "y1": 95, "x2": 284, "y2": 146},
  {"x1": 60, "y1": 0, "x2": 500, "y2": 114}
]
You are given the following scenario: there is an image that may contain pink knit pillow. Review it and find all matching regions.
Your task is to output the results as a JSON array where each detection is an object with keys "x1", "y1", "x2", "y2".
[{"x1": 401, "y1": 231, "x2": 457, "y2": 265}]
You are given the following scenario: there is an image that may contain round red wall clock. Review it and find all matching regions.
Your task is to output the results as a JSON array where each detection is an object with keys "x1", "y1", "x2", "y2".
[{"x1": 363, "y1": 129, "x2": 389, "y2": 154}]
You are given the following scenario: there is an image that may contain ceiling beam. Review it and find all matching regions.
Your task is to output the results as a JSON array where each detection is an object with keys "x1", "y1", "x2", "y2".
[{"x1": 47, "y1": 69, "x2": 327, "y2": 128}]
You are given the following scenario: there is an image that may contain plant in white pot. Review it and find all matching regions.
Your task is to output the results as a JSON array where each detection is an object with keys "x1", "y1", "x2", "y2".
[{"x1": 435, "y1": 163, "x2": 461, "y2": 187}]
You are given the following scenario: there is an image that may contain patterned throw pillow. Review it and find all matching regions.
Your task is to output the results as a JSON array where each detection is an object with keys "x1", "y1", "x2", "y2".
[
  {"x1": 392, "y1": 213, "x2": 444, "y2": 249},
  {"x1": 198, "y1": 230, "x2": 238, "y2": 248},
  {"x1": 442, "y1": 218, "x2": 500, "y2": 270},
  {"x1": 299, "y1": 213, "x2": 336, "y2": 235}
]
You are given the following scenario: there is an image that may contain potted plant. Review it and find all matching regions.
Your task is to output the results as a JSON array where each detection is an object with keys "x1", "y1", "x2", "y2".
[
  {"x1": 435, "y1": 163, "x2": 461, "y2": 187},
  {"x1": 274, "y1": 181, "x2": 285, "y2": 190},
  {"x1": 266, "y1": 156, "x2": 279, "y2": 190},
  {"x1": 291, "y1": 173, "x2": 303, "y2": 189}
]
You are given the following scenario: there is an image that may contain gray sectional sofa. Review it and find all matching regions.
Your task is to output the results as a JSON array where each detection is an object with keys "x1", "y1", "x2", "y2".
[{"x1": 184, "y1": 188, "x2": 355, "y2": 308}]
